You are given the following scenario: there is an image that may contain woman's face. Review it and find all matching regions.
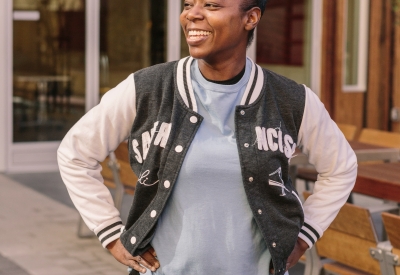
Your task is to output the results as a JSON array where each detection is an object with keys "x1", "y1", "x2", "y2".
[{"x1": 180, "y1": 0, "x2": 250, "y2": 63}]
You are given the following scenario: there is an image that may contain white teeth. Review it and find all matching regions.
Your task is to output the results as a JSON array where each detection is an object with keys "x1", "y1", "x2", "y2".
[{"x1": 188, "y1": 30, "x2": 211, "y2": 36}]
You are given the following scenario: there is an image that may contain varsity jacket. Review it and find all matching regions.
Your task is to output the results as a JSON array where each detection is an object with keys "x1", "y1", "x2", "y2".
[{"x1": 57, "y1": 57, "x2": 357, "y2": 275}]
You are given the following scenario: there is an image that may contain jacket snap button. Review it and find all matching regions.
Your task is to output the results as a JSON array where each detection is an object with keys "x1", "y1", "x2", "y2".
[
  {"x1": 175, "y1": 145, "x2": 183, "y2": 152},
  {"x1": 258, "y1": 209, "x2": 262, "y2": 214},
  {"x1": 150, "y1": 210, "x2": 157, "y2": 218},
  {"x1": 240, "y1": 110, "x2": 245, "y2": 115},
  {"x1": 272, "y1": 242, "x2": 277, "y2": 248},
  {"x1": 249, "y1": 177, "x2": 254, "y2": 182},
  {"x1": 164, "y1": 180, "x2": 171, "y2": 188},
  {"x1": 190, "y1": 116, "x2": 198, "y2": 123},
  {"x1": 244, "y1": 143, "x2": 249, "y2": 148},
  {"x1": 130, "y1": 236, "x2": 137, "y2": 244}
]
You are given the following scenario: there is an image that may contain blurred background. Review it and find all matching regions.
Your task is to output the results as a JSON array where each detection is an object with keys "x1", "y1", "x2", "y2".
[
  {"x1": 3, "y1": 0, "x2": 400, "y2": 173},
  {"x1": 1, "y1": 0, "x2": 400, "y2": 275}
]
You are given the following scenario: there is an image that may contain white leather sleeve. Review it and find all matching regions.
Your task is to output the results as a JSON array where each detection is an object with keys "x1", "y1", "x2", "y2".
[
  {"x1": 297, "y1": 86, "x2": 357, "y2": 248},
  {"x1": 57, "y1": 74, "x2": 136, "y2": 248}
]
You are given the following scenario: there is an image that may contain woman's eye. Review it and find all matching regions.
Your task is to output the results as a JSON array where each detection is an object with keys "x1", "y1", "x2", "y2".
[
  {"x1": 205, "y1": 3, "x2": 219, "y2": 8},
  {"x1": 183, "y1": 2, "x2": 192, "y2": 8}
]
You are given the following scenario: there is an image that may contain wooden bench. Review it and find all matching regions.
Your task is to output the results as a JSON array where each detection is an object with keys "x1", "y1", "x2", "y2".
[
  {"x1": 381, "y1": 212, "x2": 400, "y2": 275},
  {"x1": 100, "y1": 141, "x2": 137, "y2": 207},
  {"x1": 302, "y1": 191, "x2": 382, "y2": 275},
  {"x1": 358, "y1": 129, "x2": 400, "y2": 151},
  {"x1": 77, "y1": 141, "x2": 138, "y2": 237},
  {"x1": 316, "y1": 203, "x2": 382, "y2": 274}
]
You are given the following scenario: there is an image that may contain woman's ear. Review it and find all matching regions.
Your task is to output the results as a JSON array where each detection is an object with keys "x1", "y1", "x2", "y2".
[{"x1": 244, "y1": 7, "x2": 262, "y2": 31}]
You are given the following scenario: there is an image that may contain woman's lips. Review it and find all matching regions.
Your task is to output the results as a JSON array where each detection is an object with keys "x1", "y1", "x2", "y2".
[{"x1": 187, "y1": 30, "x2": 212, "y2": 44}]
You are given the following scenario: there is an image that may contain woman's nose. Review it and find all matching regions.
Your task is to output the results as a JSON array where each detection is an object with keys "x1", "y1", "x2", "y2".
[{"x1": 186, "y1": 4, "x2": 204, "y2": 22}]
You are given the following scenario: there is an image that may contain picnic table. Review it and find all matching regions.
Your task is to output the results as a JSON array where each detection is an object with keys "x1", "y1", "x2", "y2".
[{"x1": 355, "y1": 162, "x2": 400, "y2": 203}]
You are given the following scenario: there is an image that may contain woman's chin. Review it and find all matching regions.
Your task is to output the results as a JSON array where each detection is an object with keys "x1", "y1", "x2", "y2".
[{"x1": 187, "y1": 47, "x2": 206, "y2": 59}]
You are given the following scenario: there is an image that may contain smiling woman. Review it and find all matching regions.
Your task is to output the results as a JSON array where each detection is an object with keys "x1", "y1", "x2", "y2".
[{"x1": 57, "y1": 0, "x2": 358, "y2": 275}]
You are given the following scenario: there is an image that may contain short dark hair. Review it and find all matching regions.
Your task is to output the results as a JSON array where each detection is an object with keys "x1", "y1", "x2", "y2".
[{"x1": 240, "y1": 0, "x2": 268, "y2": 47}]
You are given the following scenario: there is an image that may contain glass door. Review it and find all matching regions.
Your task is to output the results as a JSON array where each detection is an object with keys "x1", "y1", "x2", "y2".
[
  {"x1": 6, "y1": 0, "x2": 170, "y2": 173},
  {"x1": 13, "y1": 0, "x2": 86, "y2": 143}
]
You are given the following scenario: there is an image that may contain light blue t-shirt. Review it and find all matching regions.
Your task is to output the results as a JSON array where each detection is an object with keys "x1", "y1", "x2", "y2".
[{"x1": 148, "y1": 58, "x2": 271, "y2": 275}]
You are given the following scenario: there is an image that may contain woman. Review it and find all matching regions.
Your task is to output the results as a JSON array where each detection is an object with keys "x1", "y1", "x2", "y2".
[{"x1": 57, "y1": 0, "x2": 357, "y2": 274}]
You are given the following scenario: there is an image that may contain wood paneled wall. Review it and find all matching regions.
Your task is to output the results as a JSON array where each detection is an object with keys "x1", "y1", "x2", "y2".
[
  {"x1": 320, "y1": 0, "x2": 364, "y2": 131},
  {"x1": 366, "y1": 0, "x2": 392, "y2": 130},
  {"x1": 320, "y1": 0, "x2": 397, "y2": 133},
  {"x1": 392, "y1": 16, "x2": 400, "y2": 132}
]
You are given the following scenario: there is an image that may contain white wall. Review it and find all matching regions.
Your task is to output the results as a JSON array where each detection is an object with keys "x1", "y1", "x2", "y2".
[{"x1": 0, "y1": 0, "x2": 11, "y2": 172}]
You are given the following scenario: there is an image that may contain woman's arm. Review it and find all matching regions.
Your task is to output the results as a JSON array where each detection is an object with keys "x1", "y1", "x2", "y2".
[
  {"x1": 296, "y1": 86, "x2": 358, "y2": 248},
  {"x1": 57, "y1": 74, "x2": 137, "y2": 248}
]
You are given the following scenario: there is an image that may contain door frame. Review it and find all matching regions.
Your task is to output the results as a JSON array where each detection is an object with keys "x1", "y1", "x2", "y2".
[
  {"x1": 2, "y1": 0, "x2": 101, "y2": 173},
  {"x1": 0, "y1": 0, "x2": 11, "y2": 172}
]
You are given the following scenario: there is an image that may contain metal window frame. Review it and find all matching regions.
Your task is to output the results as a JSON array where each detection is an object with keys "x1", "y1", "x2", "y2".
[{"x1": 342, "y1": 0, "x2": 370, "y2": 92}]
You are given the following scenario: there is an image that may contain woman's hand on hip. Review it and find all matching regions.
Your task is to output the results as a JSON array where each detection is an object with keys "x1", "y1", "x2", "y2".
[
  {"x1": 107, "y1": 239, "x2": 160, "y2": 273},
  {"x1": 285, "y1": 237, "x2": 309, "y2": 271}
]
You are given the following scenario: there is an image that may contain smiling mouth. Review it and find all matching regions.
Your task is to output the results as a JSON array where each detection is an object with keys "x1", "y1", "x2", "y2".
[{"x1": 188, "y1": 30, "x2": 212, "y2": 38}]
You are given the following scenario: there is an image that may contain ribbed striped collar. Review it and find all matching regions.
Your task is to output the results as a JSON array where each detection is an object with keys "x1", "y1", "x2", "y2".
[{"x1": 176, "y1": 56, "x2": 264, "y2": 113}]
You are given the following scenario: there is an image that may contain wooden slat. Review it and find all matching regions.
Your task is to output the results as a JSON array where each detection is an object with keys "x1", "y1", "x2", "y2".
[
  {"x1": 337, "y1": 123, "x2": 357, "y2": 141},
  {"x1": 392, "y1": 11, "x2": 400, "y2": 133},
  {"x1": 349, "y1": 141, "x2": 396, "y2": 150},
  {"x1": 305, "y1": 191, "x2": 377, "y2": 241},
  {"x1": 303, "y1": 191, "x2": 312, "y2": 200},
  {"x1": 328, "y1": 204, "x2": 377, "y2": 242},
  {"x1": 382, "y1": 212, "x2": 400, "y2": 249},
  {"x1": 119, "y1": 161, "x2": 138, "y2": 189},
  {"x1": 320, "y1": 0, "x2": 336, "y2": 116},
  {"x1": 394, "y1": 248, "x2": 400, "y2": 275},
  {"x1": 323, "y1": 262, "x2": 371, "y2": 275},
  {"x1": 103, "y1": 179, "x2": 116, "y2": 189},
  {"x1": 100, "y1": 141, "x2": 138, "y2": 196},
  {"x1": 113, "y1": 141, "x2": 130, "y2": 163},
  {"x1": 316, "y1": 229, "x2": 380, "y2": 275},
  {"x1": 358, "y1": 129, "x2": 400, "y2": 149},
  {"x1": 366, "y1": 0, "x2": 392, "y2": 130}
]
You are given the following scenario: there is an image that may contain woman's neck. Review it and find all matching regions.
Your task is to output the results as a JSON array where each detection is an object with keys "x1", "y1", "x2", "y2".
[{"x1": 197, "y1": 56, "x2": 247, "y2": 82}]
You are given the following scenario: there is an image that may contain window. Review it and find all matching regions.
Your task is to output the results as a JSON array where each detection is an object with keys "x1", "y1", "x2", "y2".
[
  {"x1": 256, "y1": 0, "x2": 306, "y2": 66},
  {"x1": 343, "y1": 0, "x2": 370, "y2": 92}
]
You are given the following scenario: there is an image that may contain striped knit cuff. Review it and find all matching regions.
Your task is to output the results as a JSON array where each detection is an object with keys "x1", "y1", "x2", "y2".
[
  {"x1": 298, "y1": 219, "x2": 323, "y2": 249},
  {"x1": 94, "y1": 218, "x2": 124, "y2": 248}
]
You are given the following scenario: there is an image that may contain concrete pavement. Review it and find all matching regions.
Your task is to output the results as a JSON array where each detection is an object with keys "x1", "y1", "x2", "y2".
[{"x1": 0, "y1": 174, "x2": 127, "y2": 275}]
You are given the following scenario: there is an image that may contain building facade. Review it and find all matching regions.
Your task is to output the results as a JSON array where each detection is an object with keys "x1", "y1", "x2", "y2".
[{"x1": 3, "y1": 0, "x2": 395, "y2": 173}]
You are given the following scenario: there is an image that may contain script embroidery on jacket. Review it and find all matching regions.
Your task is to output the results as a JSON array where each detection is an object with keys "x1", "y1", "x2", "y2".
[{"x1": 137, "y1": 170, "x2": 159, "y2": 186}]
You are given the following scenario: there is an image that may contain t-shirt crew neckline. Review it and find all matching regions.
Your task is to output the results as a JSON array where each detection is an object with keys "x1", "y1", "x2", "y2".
[
  {"x1": 192, "y1": 58, "x2": 251, "y2": 93},
  {"x1": 202, "y1": 65, "x2": 245, "y2": 85}
]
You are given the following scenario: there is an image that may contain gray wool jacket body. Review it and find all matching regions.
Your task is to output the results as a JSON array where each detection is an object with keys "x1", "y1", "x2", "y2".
[{"x1": 120, "y1": 57, "x2": 307, "y2": 275}]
